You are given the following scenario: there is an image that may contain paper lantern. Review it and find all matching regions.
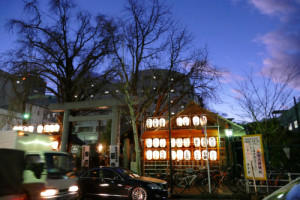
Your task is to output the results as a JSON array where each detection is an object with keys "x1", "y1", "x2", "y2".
[
  {"x1": 52, "y1": 141, "x2": 59, "y2": 150},
  {"x1": 184, "y1": 150, "x2": 191, "y2": 160},
  {"x1": 194, "y1": 137, "x2": 200, "y2": 147},
  {"x1": 54, "y1": 124, "x2": 60, "y2": 132},
  {"x1": 153, "y1": 118, "x2": 159, "y2": 128},
  {"x1": 210, "y1": 150, "x2": 217, "y2": 161},
  {"x1": 146, "y1": 119, "x2": 153, "y2": 128},
  {"x1": 209, "y1": 137, "x2": 216, "y2": 147},
  {"x1": 146, "y1": 150, "x2": 152, "y2": 160},
  {"x1": 182, "y1": 116, "x2": 190, "y2": 126},
  {"x1": 176, "y1": 138, "x2": 183, "y2": 147},
  {"x1": 160, "y1": 150, "x2": 166, "y2": 159},
  {"x1": 146, "y1": 138, "x2": 152, "y2": 148},
  {"x1": 192, "y1": 116, "x2": 200, "y2": 126},
  {"x1": 200, "y1": 116, "x2": 207, "y2": 126},
  {"x1": 44, "y1": 124, "x2": 50, "y2": 132},
  {"x1": 202, "y1": 150, "x2": 208, "y2": 160},
  {"x1": 28, "y1": 126, "x2": 34, "y2": 132},
  {"x1": 177, "y1": 150, "x2": 183, "y2": 160},
  {"x1": 172, "y1": 150, "x2": 177, "y2": 160},
  {"x1": 159, "y1": 139, "x2": 166, "y2": 148},
  {"x1": 183, "y1": 138, "x2": 190, "y2": 147},
  {"x1": 194, "y1": 150, "x2": 201, "y2": 160},
  {"x1": 171, "y1": 138, "x2": 176, "y2": 147},
  {"x1": 153, "y1": 138, "x2": 159, "y2": 148},
  {"x1": 159, "y1": 118, "x2": 166, "y2": 127},
  {"x1": 201, "y1": 138, "x2": 207, "y2": 147},
  {"x1": 153, "y1": 150, "x2": 159, "y2": 160},
  {"x1": 37, "y1": 125, "x2": 43, "y2": 133},
  {"x1": 49, "y1": 124, "x2": 55, "y2": 132},
  {"x1": 176, "y1": 117, "x2": 183, "y2": 126}
]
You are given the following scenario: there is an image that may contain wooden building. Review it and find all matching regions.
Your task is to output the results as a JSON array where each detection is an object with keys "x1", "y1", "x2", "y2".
[{"x1": 141, "y1": 102, "x2": 245, "y2": 177}]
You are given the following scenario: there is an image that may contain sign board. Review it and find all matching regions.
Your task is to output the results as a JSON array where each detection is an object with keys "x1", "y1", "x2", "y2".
[
  {"x1": 81, "y1": 145, "x2": 90, "y2": 168},
  {"x1": 242, "y1": 134, "x2": 266, "y2": 180},
  {"x1": 110, "y1": 144, "x2": 120, "y2": 167}
]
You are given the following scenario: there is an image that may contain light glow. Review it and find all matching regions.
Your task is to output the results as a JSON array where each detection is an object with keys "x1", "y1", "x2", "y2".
[
  {"x1": 146, "y1": 138, "x2": 152, "y2": 148},
  {"x1": 194, "y1": 137, "x2": 200, "y2": 147},
  {"x1": 172, "y1": 150, "x2": 177, "y2": 160},
  {"x1": 52, "y1": 141, "x2": 59, "y2": 150},
  {"x1": 146, "y1": 119, "x2": 153, "y2": 128},
  {"x1": 153, "y1": 138, "x2": 159, "y2": 148},
  {"x1": 40, "y1": 189, "x2": 58, "y2": 197},
  {"x1": 37, "y1": 125, "x2": 43, "y2": 133},
  {"x1": 171, "y1": 138, "x2": 175, "y2": 147},
  {"x1": 160, "y1": 150, "x2": 166, "y2": 159},
  {"x1": 200, "y1": 116, "x2": 207, "y2": 126},
  {"x1": 183, "y1": 138, "x2": 190, "y2": 147},
  {"x1": 201, "y1": 138, "x2": 207, "y2": 147},
  {"x1": 177, "y1": 150, "x2": 183, "y2": 160},
  {"x1": 182, "y1": 117, "x2": 190, "y2": 126},
  {"x1": 153, "y1": 118, "x2": 159, "y2": 128},
  {"x1": 146, "y1": 150, "x2": 152, "y2": 160},
  {"x1": 176, "y1": 117, "x2": 183, "y2": 126},
  {"x1": 210, "y1": 150, "x2": 217, "y2": 161},
  {"x1": 184, "y1": 150, "x2": 191, "y2": 160},
  {"x1": 68, "y1": 185, "x2": 78, "y2": 192},
  {"x1": 202, "y1": 150, "x2": 208, "y2": 160},
  {"x1": 209, "y1": 137, "x2": 216, "y2": 147},
  {"x1": 194, "y1": 150, "x2": 201, "y2": 160},
  {"x1": 159, "y1": 118, "x2": 166, "y2": 127},
  {"x1": 192, "y1": 116, "x2": 200, "y2": 126},
  {"x1": 153, "y1": 150, "x2": 159, "y2": 160},
  {"x1": 159, "y1": 139, "x2": 166, "y2": 148},
  {"x1": 176, "y1": 138, "x2": 183, "y2": 147}
]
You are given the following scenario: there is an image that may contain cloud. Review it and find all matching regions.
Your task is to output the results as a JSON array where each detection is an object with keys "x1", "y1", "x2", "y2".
[
  {"x1": 249, "y1": 0, "x2": 300, "y2": 90},
  {"x1": 220, "y1": 70, "x2": 245, "y2": 84}
]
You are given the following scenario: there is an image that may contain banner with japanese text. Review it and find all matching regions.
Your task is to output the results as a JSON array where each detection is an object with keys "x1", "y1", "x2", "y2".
[{"x1": 242, "y1": 134, "x2": 266, "y2": 180}]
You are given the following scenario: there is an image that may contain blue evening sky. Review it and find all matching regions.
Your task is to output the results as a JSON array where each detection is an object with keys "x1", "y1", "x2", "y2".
[{"x1": 1, "y1": 0, "x2": 299, "y2": 121}]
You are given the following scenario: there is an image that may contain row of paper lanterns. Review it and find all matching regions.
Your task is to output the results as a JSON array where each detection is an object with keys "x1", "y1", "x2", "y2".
[
  {"x1": 13, "y1": 124, "x2": 60, "y2": 133},
  {"x1": 145, "y1": 137, "x2": 217, "y2": 148},
  {"x1": 146, "y1": 149, "x2": 217, "y2": 161},
  {"x1": 146, "y1": 116, "x2": 207, "y2": 128}
]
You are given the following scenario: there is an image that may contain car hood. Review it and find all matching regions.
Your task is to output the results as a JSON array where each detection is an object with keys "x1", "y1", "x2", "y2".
[{"x1": 133, "y1": 176, "x2": 166, "y2": 184}]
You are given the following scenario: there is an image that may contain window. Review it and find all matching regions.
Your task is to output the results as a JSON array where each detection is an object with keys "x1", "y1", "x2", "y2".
[
  {"x1": 78, "y1": 126, "x2": 93, "y2": 132},
  {"x1": 81, "y1": 169, "x2": 100, "y2": 178}
]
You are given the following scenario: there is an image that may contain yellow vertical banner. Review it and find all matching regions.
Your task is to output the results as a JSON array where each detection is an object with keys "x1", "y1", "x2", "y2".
[{"x1": 242, "y1": 134, "x2": 266, "y2": 180}]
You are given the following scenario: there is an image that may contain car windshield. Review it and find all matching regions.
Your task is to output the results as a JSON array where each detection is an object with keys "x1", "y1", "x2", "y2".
[
  {"x1": 45, "y1": 153, "x2": 74, "y2": 179},
  {"x1": 115, "y1": 168, "x2": 140, "y2": 178},
  {"x1": 264, "y1": 178, "x2": 300, "y2": 200}
]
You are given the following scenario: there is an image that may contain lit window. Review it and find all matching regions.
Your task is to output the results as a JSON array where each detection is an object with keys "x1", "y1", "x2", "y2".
[
  {"x1": 153, "y1": 150, "x2": 159, "y2": 160},
  {"x1": 183, "y1": 138, "x2": 190, "y2": 147},
  {"x1": 146, "y1": 150, "x2": 152, "y2": 160},
  {"x1": 209, "y1": 137, "x2": 216, "y2": 147},
  {"x1": 177, "y1": 150, "x2": 183, "y2": 160},
  {"x1": 194, "y1": 150, "x2": 201, "y2": 160},
  {"x1": 201, "y1": 138, "x2": 207, "y2": 147},
  {"x1": 153, "y1": 138, "x2": 159, "y2": 148},
  {"x1": 176, "y1": 138, "x2": 183, "y2": 147},
  {"x1": 194, "y1": 137, "x2": 200, "y2": 147},
  {"x1": 160, "y1": 150, "x2": 166, "y2": 159},
  {"x1": 146, "y1": 138, "x2": 152, "y2": 148},
  {"x1": 210, "y1": 150, "x2": 217, "y2": 161},
  {"x1": 159, "y1": 139, "x2": 166, "y2": 148},
  {"x1": 184, "y1": 150, "x2": 191, "y2": 160}
]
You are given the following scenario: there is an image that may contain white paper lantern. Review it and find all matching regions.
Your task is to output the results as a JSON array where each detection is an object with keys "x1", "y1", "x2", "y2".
[
  {"x1": 209, "y1": 137, "x2": 216, "y2": 147},
  {"x1": 160, "y1": 139, "x2": 166, "y2": 148},
  {"x1": 171, "y1": 138, "x2": 176, "y2": 147},
  {"x1": 153, "y1": 118, "x2": 159, "y2": 128},
  {"x1": 153, "y1": 150, "x2": 159, "y2": 160},
  {"x1": 28, "y1": 126, "x2": 34, "y2": 132},
  {"x1": 193, "y1": 116, "x2": 200, "y2": 126},
  {"x1": 194, "y1": 150, "x2": 201, "y2": 160},
  {"x1": 49, "y1": 124, "x2": 55, "y2": 132},
  {"x1": 176, "y1": 117, "x2": 183, "y2": 126},
  {"x1": 194, "y1": 137, "x2": 201, "y2": 147},
  {"x1": 160, "y1": 150, "x2": 166, "y2": 159},
  {"x1": 184, "y1": 150, "x2": 191, "y2": 160},
  {"x1": 200, "y1": 116, "x2": 207, "y2": 126},
  {"x1": 146, "y1": 150, "x2": 152, "y2": 160},
  {"x1": 210, "y1": 150, "x2": 217, "y2": 161},
  {"x1": 146, "y1": 119, "x2": 153, "y2": 128},
  {"x1": 172, "y1": 150, "x2": 177, "y2": 160},
  {"x1": 146, "y1": 138, "x2": 152, "y2": 148},
  {"x1": 202, "y1": 150, "x2": 208, "y2": 160},
  {"x1": 177, "y1": 150, "x2": 183, "y2": 160},
  {"x1": 182, "y1": 116, "x2": 190, "y2": 126},
  {"x1": 201, "y1": 138, "x2": 207, "y2": 147},
  {"x1": 183, "y1": 138, "x2": 190, "y2": 147},
  {"x1": 159, "y1": 118, "x2": 166, "y2": 127},
  {"x1": 176, "y1": 138, "x2": 183, "y2": 147},
  {"x1": 37, "y1": 125, "x2": 43, "y2": 133},
  {"x1": 54, "y1": 124, "x2": 60, "y2": 132},
  {"x1": 153, "y1": 138, "x2": 159, "y2": 148},
  {"x1": 44, "y1": 124, "x2": 50, "y2": 132}
]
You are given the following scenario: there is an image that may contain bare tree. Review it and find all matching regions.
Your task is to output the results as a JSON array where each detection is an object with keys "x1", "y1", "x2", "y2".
[
  {"x1": 2, "y1": 0, "x2": 116, "y2": 151},
  {"x1": 110, "y1": 0, "x2": 221, "y2": 174}
]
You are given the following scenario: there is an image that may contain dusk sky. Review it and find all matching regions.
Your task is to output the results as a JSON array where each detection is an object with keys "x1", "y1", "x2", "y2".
[{"x1": 0, "y1": 0, "x2": 299, "y2": 121}]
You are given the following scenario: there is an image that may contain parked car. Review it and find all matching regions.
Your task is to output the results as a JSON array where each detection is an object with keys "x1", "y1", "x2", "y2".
[
  {"x1": 263, "y1": 177, "x2": 300, "y2": 200},
  {"x1": 78, "y1": 167, "x2": 170, "y2": 200}
]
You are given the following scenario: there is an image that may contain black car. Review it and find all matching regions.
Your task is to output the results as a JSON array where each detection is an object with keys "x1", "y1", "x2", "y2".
[{"x1": 78, "y1": 167, "x2": 170, "y2": 200}]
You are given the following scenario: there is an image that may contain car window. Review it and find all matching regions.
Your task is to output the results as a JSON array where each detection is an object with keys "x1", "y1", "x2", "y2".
[
  {"x1": 81, "y1": 169, "x2": 100, "y2": 178},
  {"x1": 103, "y1": 169, "x2": 117, "y2": 179}
]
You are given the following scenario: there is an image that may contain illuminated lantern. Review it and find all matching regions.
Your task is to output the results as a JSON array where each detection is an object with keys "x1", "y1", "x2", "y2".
[
  {"x1": 52, "y1": 141, "x2": 59, "y2": 150},
  {"x1": 200, "y1": 116, "x2": 207, "y2": 126},
  {"x1": 201, "y1": 138, "x2": 207, "y2": 147},
  {"x1": 171, "y1": 138, "x2": 176, "y2": 147},
  {"x1": 159, "y1": 139, "x2": 166, "y2": 148},
  {"x1": 23, "y1": 126, "x2": 28, "y2": 132},
  {"x1": 177, "y1": 150, "x2": 183, "y2": 160},
  {"x1": 209, "y1": 137, "x2": 216, "y2": 147},
  {"x1": 194, "y1": 150, "x2": 201, "y2": 160},
  {"x1": 54, "y1": 124, "x2": 60, "y2": 132},
  {"x1": 202, "y1": 150, "x2": 208, "y2": 160},
  {"x1": 28, "y1": 126, "x2": 34, "y2": 132},
  {"x1": 146, "y1": 138, "x2": 152, "y2": 148},
  {"x1": 176, "y1": 138, "x2": 183, "y2": 147},
  {"x1": 182, "y1": 117, "x2": 190, "y2": 126},
  {"x1": 49, "y1": 124, "x2": 55, "y2": 132},
  {"x1": 159, "y1": 118, "x2": 166, "y2": 127},
  {"x1": 153, "y1": 138, "x2": 159, "y2": 147},
  {"x1": 176, "y1": 117, "x2": 183, "y2": 126},
  {"x1": 153, "y1": 118, "x2": 159, "y2": 128},
  {"x1": 172, "y1": 150, "x2": 177, "y2": 160},
  {"x1": 153, "y1": 150, "x2": 159, "y2": 160},
  {"x1": 37, "y1": 125, "x2": 43, "y2": 133},
  {"x1": 194, "y1": 137, "x2": 200, "y2": 147},
  {"x1": 210, "y1": 150, "x2": 217, "y2": 161},
  {"x1": 192, "y1": 116, "x2": 200, "y2": 126},
  {"x1": 146, "y1": 150, "x2": 152, "y2": 160},
  {"x1": 160, "y1": 150, "x2": 166, "y2": 159},
  {"x1": 184, "y1": 150, "x2": 191, "y2": 160},
  {"x1": 183, "y1": 138, "x2": 190, "y2": 147},
  {"x1": 44, "y1": 124, "x2": 50, "y2": 132},
  {"x1": 146, "y1": 119, "x2": 153, "y2": 128}
]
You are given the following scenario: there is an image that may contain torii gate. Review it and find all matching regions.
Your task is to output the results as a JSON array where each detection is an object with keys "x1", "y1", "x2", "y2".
[{"x1": 49, "y1": 99, "x2": 125, "y2": 166}]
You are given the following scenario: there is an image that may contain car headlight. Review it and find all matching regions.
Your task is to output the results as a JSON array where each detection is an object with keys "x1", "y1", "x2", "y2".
[
  {"x1": 40, "y1": 188, "x2": 59, "y2": 197},
  {"x1": 148, "y1": 183, "x2": 162, "y2": 190},
  {"x1": 69, "y1": 185, "x2": 79, "y2": 192}
]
